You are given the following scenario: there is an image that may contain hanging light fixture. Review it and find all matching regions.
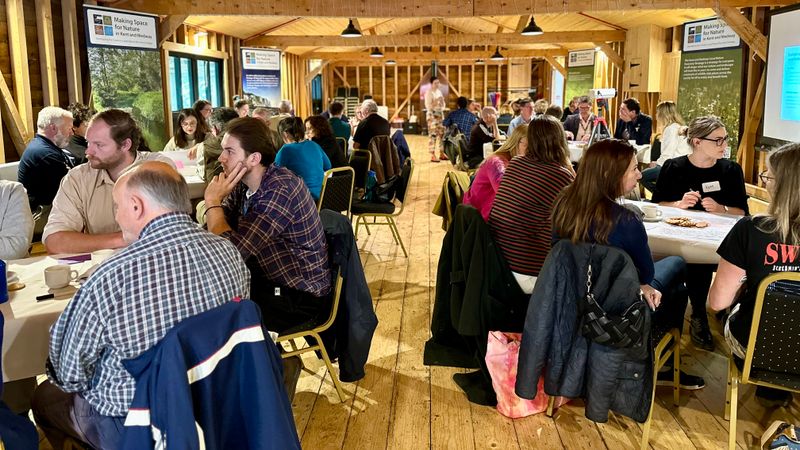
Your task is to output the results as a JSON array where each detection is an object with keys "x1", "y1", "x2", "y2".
[
  {"x1": 475, "y1": 59, "x2": 485, "y2": 64},
  {"x1": 370, "y1": 47, "x2": 384, "y2": 58},
  {"x1": 341, "y1": 19, "x2": 362, "y2": 37},
  {"x1": 490, "y1": 47, "x2": 504, "y2": 61},
  {"x1": 385, "y1": 59, "x2": 397, "y2": 65},
  {"x1": 520, "y1": 17, "x2": 544, "y2": 36}
]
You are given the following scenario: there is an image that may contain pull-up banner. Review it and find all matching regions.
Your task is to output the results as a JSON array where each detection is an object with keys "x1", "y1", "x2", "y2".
[
  {"x1": 241, "y1": 48, "x2": 282, "y2": 107},
  {"x1": 564, "y1": 49, "x2": 595, "y2": 105},
  {"x1": 84, "y1": 5, "x2": 167, "y2": 149}
]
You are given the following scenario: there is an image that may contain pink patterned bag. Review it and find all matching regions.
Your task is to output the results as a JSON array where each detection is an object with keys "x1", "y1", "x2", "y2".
[{"x1": 485, "y1": 331, "x2": 567, "y2": 418}]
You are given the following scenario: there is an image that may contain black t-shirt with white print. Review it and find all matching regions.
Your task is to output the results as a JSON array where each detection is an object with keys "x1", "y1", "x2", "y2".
[{"x1": 717, "y1": 216, "x2": 800, "y2": 343}]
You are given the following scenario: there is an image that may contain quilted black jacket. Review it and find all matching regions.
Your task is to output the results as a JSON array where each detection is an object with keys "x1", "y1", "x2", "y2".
[{"x1": 515, "y1": 240, "x2": 653, "y2": 423}]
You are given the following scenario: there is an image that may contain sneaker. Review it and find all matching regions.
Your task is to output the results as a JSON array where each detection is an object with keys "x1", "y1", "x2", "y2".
[
  {"x1": 657, "y1": 369, "x2": 706, "y2": 390},
  {"x1": 761, "y1": 420, "x2": 800, "y2": 449},
  {"x1": 430, "y1": 156, "x2": 440, "y2": 163},
  {"x1": 756, "y1": 386, "x2": 793, "y2": 408},
  {"x1": 690, "y1": 315, "x2": 715, "y2": 351}
]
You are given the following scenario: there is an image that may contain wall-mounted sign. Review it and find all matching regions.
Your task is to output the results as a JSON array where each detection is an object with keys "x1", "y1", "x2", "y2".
[
  {"x1": 241, "y1": 48, "x2": 282, "y2": 107},
  {"x1": 567, "y1": 49, "x2": 595, "y2": 68},
  {"x1": 683, "y1": 17, "x2": 741, "y2": 53},
  {"x1": 84, "y1": 5, "x2": 157, "y2": 50}
]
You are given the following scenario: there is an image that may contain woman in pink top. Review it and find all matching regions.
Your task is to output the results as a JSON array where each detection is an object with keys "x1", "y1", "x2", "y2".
[{"x1": 463, "y1": 124, "x2": 528, "y2": 221}]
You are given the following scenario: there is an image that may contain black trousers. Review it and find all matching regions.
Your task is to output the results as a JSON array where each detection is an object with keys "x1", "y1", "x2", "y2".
[
  {"x1": 251, "y1": 280, "x2": 329, "y2": 335},
  {"x1": 686, "y1": 264, "x2": 716, "y2": 319}
]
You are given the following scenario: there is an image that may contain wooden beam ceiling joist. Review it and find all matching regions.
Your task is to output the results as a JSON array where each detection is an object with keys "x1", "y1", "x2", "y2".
[
  {"x1": 594, "y1": 42, "x2": 623, "y2": 68},
  {"x1": 544, "y1": 56, "x2": 566, "y2": 77},
  {"x1": 159, "y1": 15, "x2": 189, "y2": 44},
  {"x1": 35, "y1": 0, "x2": 59, "y2": 106},
  {"x1": 515, "y1": 15, "x2": 531, "y2": 33},
  {"x1": 309, "y1": 48, "x2": 569, "y2": 61},
  {"x1": 714, "y1": 6, "x2": 767, "y2": 61},
  {"x1": 0, "y1": 68, "x2": 31, "y2": 155},
  {"x1": 116, "y1": 0, "x2": 782, "y2": 17},
  {"x1": 6, "y1": 0, "x2": 33, "y2": 134},
  {"x1": 248, "y1": 30, "x2": 625, "y2": 48}
]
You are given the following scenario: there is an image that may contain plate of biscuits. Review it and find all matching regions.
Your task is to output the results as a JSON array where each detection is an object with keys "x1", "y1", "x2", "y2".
[{"x1": 665, "y1": 217, "x2": 710, "y2": 228}]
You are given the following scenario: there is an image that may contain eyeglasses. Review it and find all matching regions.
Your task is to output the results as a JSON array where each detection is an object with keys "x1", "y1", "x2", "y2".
[
  {"x1": 759, "y1": 170, "x2": 775, "y2": 184},
  {"x1": 699, "y1": 135, "x2": 729, "y2": 147}
]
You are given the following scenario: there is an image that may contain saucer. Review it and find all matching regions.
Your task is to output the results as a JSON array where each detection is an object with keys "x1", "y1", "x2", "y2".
[{"x1": 643, "y1": 216, "x2": 663, "y2": 223}]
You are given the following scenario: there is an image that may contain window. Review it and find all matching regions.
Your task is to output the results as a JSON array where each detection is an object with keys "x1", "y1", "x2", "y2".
[{"x1": 168, "y1": 53, "x2": 223, "y2": 111}]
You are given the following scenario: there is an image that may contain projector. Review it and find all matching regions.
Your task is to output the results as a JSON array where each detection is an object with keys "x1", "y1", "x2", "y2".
[{"x1": 589, "y1": 88, "x2": 617, "y2": 100}]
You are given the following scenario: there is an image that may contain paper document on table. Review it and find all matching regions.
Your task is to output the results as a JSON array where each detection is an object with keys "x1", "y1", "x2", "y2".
[{"x1": 652, "y1": 224, "x2": 730, "y2": 242}]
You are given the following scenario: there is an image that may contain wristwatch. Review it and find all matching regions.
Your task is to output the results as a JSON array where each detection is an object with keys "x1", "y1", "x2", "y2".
[{"x1": 723, "y1": 205, "x2": 729, "y2": 213}]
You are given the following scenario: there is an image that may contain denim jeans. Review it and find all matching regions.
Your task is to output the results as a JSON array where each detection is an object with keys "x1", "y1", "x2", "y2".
[
  {"x1": 650, "y1": 256, "x2": 689, "y2": 333},
  {"x1": 640, "y1": 165, "x2": 661, "y2": 194}
]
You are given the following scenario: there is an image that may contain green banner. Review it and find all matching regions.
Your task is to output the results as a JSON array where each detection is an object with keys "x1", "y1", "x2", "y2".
[
  {"x1": 565, "y1": 65, "x2": 595, "y2": 106},
  {"x1": 677, "y1": 48, "x2": 743, "y2": 157}
]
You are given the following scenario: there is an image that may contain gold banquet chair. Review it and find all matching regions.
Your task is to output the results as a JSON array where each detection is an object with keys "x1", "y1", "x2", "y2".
[
  {"x1": 725, "y1": 272, "x2": 800, "y2": 450},
  {"x1": 317, "y1": 167, "x2": 355, "y2": 220}
]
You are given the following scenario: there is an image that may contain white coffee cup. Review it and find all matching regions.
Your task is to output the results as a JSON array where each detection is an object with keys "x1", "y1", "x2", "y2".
[
  {"x1": 628, "y1": 140, "x2": 638, "y2": 147},
  {"x1": 92, "y1": 249, "x2": 115, "y2": 265},
  {"x1": 44, "y1": 265, "x2": 79, "y2": 289},
  {"x1": 641, "y1": 205, "x2": 662, "y2": 220}
]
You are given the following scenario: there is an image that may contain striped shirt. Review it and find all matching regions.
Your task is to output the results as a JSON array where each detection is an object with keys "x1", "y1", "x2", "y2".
[
  {"x1": 489, "y1": 156, "x2": 574, "y2": 276},
  {"x1": 48, "y1": 213, "x2": 251, "y2": 416},
  {"x1": 222, "y1": 164, "x2": 330, "y2": 297}
]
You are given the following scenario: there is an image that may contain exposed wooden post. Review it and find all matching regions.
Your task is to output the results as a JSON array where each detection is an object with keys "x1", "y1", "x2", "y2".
[
  {"x1": 0, "y1": 69, "x2": 31, "y2": 156},
  {"x1": 594, "y1": 42, "x2": 624, "y2": 69},
  {"x1": 394, "y1": 65, "x2": 399, "y2": 116},
  {"x1": 35, "y1": 0, "x2": 59, "y2": 106},
  {"x1": 392, "y1": 67, "x2": 431, "y2": 120},
  {"x1": 159, "y1": 15, "x2": 189, "y2": 45},
  {"x1": 62, "y1": 0, "x2": 83, "y2": 104},
  {"x1": 6, "y1": 0, "x2": 33, "y2": 134},
  {"x1": 369, "y1": 66, "x2": 374, "y2": 96},
  {"x1": 715, "y1": 6, "x2": 767, "y2": 61},
  {"x1": 544, "y1": 56, "x2": 567, "y2": 78},
  {"x1": 382, "y1": 65, "x2": 387, "y2": 105}
]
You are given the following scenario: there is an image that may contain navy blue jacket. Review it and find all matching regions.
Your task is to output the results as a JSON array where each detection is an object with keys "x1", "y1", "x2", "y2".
[
  {"x1": 0, "y1": 312, "x2": 39, "y2": 450},
  {"x1": 18, "y1": 134, "x2": 73, "y2": 210},
  {"x1": 120, "y1": 300, "x2": 300, "y2": 450}
]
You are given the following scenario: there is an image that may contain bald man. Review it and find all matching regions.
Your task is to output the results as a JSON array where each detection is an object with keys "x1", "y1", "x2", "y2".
[{"x1": 33, "y1": 161, "x2": 250, "y2": 450}]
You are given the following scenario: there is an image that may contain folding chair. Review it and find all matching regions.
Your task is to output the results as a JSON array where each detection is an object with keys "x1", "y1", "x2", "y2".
[
  {"x1": 318, "y1": 167, "x2": 355, "y2": 220},
  {"x1": 352, "y1": 159, "x2": 414, "y2": 257},
  {"x1": 348, "y1": 149, "x2": 372, "y2": 191},
  {"x1": 276, "y1": 269, "x2": 347, "y2": 402},
  {"x1": 725, "y1": 272, "x2": 800, "y2": 450},
  {"x1": 336, "y1": 137, "x2": 348, "y2": 157}
]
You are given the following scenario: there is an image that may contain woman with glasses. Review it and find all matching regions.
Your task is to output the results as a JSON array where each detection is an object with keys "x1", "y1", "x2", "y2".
[
  {"x1": 709, "y1": 142, "x2": 800, "y2": 407},
  {"x1": 652, "y1": 115, "x2": 749, "y2": 352}
]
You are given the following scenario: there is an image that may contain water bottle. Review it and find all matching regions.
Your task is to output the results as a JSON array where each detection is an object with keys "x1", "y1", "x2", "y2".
[{"x1": 0, "y1": 260, "x2": 8, "y2": 304}]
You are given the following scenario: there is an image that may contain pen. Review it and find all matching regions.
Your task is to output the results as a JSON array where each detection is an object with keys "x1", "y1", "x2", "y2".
[{"x1": 37, "y1": 293, "x2": 55, "y2": 301}]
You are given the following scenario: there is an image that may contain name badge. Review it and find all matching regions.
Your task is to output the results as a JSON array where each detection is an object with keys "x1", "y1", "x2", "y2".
[{"x1": 702, "y1": 181, "x2": 721, "y2": 193}]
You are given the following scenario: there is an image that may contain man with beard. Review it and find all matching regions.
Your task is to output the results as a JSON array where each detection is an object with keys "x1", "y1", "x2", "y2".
[
  {"x1": 43, "y1": 109, "x2": 174, "y2": 254},
  {"x1": 18, "y1": 107, "x2": 75, "y2": 213},
  {"x1": 203, "y1": 117, "x2": 331, "y2": 333}
]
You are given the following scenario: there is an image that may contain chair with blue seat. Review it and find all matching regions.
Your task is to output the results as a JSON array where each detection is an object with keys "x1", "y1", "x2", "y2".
[{"x1": 0, "y1": 312, "x2": 39, "y2": 450}]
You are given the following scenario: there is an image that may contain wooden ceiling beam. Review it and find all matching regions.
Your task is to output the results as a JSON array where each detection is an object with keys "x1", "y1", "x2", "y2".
[
  {"x1": 714, "y1": 6, "x2": 767, "y2": 61},
  {"x1": 248, "y1": 30, "x2": 625, "y2": 47},
  {"x1": 594, "y1": 42, "x2": 623, "y2": 68},
  {"x1": 515, "y1": 15, "x2": 531, "y2": 33},
  {"x1": 243, "y1": 17, "x2": 302, "y2": 41},
  {"x1": 310, "y1": 48, "x2": 568, "y2": 61},
  {"x1": 544, "y1": 55, "x2": 566, "y2": 77},
  {"x1": 115, "y1": 0, "x2": 782, "y2": 17},
  {"x1": 159, "y1": 15, "x2": 189, "y2": 44}
]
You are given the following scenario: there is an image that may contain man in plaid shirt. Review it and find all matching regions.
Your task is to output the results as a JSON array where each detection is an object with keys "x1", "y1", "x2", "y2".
[
  {"x1": 443, "y1": 96, "x2": 478, "y2": 144},
  {"x1": 204, "y1": 117, "x2": 331, "y2": 334},
  {"x1": 32, "y1": 161, "x2": 251, "y2": 450}
]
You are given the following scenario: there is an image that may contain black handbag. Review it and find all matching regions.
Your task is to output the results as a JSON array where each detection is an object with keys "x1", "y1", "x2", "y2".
[
  {"x1": 578, "y1": 247, "x2": 646, "y2": 349},
  {"x1": 370, "y1": 175, "x2": 400, "y2": 203}
]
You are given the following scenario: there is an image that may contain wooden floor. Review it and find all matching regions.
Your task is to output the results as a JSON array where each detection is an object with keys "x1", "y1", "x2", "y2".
[{"x1": 289, "y1": 135, "x2": 800, "y2": 450}]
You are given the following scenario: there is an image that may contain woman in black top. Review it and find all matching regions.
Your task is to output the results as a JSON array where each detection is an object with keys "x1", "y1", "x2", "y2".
[
  {"x1": 305, "y1": 115, "x2": 347, "y2": 168},
  {"x1": 652, "y1": 116, "x2": 748, "y2": 351},
  {"x1": 710, "y1": 142, "x2": 800, "y2": 406}
]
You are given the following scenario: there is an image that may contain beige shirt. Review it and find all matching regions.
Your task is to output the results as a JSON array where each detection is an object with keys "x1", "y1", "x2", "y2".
[
  {"x1": 268, "y1": 113, "x2": 292, "y2": 132},
  {"x1": 42, "y1": 152, "x2": 175, "y2": 242}
]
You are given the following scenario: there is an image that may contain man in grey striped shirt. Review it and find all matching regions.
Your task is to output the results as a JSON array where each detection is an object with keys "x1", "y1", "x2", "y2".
[{"x1": 32, "y1": 161, "x2": 251, "y2": 450}]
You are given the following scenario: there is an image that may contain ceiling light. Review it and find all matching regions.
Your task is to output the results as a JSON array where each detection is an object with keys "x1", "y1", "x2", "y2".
[
  {"x1": 341, "y1": 19, "x2": 362, "y2": 38},
  {"x1": 475, "y1": 59, "x2": 485, "y2": 64},
  {"x1": 370, "y1": 48, "x2": 384, "y2": 58},
  {"x1": 595, "y1": 46, "x2": 602, "y2": 52},
  {"x1": 490, "y1": 47, "x2": 504, "y2": 61},
  {"x1": 385, "y1": 59, "x2": 396, "y2": 65},
  {"x1": 521, "y1": 17, "x2": 544, "y2": 36}
]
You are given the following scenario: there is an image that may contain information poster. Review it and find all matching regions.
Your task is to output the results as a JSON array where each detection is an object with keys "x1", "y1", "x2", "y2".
[
  {"x1": 781, "y1": 46, "x2": 800, "y2": 121},
  {"x1": 564, "y1": 50, "x2": 595, "y2": 104},
  {"x1": 677, "y1": 17, "x2": 743, "y2": 157},
  {"x1": 241, "y1": 48, "x2": 282, "y2": 107},
  {"x1": 84, "y1": 5, "x2": 166, "y2": 149}
]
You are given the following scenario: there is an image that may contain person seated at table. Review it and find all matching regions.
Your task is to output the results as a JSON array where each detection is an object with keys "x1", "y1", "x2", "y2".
[
  {"x1": 489, "y1": 115, "x2": 575, "y2": 294},
  {"x1": 192, "y1": 99, "x2": 213, "y2": 137},
  {"x1": 533, "y1": 99, "x2": 549, "y2": 117},
  {"x1": 561, "y1": 96, "x2": 579, "y2": 122},
  {"x1": 42, "y1": 109, "x2": 174, "y2": 255},
  {"x1": 614, "y1": 97, "x2": 653, "y2": 145},
  {"x1": 321, "y1": 101, "x2": 350, "y2": 124},
  {"x1": 305, "y1": 115, "x2": 347, "y2": 168},
  {"x1": 353, "y1": 99, "x2": 390, "y2": 150},
  {"x1": 640, "y1": 101, "x2": 691, "y2": 193},
  {"x1": 544, "y1": 104, "x2": 563, "y2": 120},
  {"x1": 466, "y1": 107, "x2": 501, "y2": 169},
  {"x1": 234, "y1": 99, "x2": 250, "y2": 118},
  {"x1": 67, "y1": 102, "x2": 96, "y2": 164},
  {"x1": 0, "y1": 180, "x2": 33, "y2": 260},
  {"x1": 196, "y1": 107, "x2": 239, "y2": 182},
  {"x1": 463, "y1": 125, "x2": 527, "y2": 222},
  {"x1": 507, "y1": 98, "x2": 533, "y2": 136},
  {"x1": 203, "y1": 118, "x2": 331, "y2": 334},
  {"x1": 163, "y1": 108, "x2": 205, "y2": 153},
  {"x1": 275, "y1": 117, "x2": 332, "y2": 202},
  {"x1": 709, "y1": 142, "x2": 800, "y2": 407},
  {"x1": 563, "y1": 96, "x2": 595, "y2": 142},
  {"x1": 497, "y1": 104, "x2": 513, "y2": 127},
  {"x1": 32, "y1": 161, "x2": 250, "y2": 450},
  {"x1": 443, "y1": 96, "x2": 479, "y2": 144},
  {"x1": 551, "y1": 138, "x2": 705, "y2": 390},
  {"x1": 652, "y1": 115, "x2": 748, "y2": 351},
  {"x1": 252, "y1": 107, "x2": 285, "y2": 152}
]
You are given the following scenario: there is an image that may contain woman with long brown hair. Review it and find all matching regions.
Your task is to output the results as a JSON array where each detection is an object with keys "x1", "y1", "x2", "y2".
[
  {"x1": 304, "y1": 115, "x2": 347, "y2": 168},
  {"x1": 552, "y1": 138, "x2": 705, "y2": 390},
  {"x1": 489, "y1": 115, "x2": 574, "y2": 294}
]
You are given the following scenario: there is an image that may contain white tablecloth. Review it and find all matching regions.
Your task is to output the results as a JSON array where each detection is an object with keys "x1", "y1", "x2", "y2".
[
  {"x1": 1, "y1": 256, "x2": 93, "y2": 381},
  {"x1": 161, "y1": 150, "x2": 206, "y2": 200},
  {"x1": 628, "y1": 201, "x2": 741, "y2": 264},
  {"x1": 567, "y1": 142, "x2": 651, "y2": 164}
]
